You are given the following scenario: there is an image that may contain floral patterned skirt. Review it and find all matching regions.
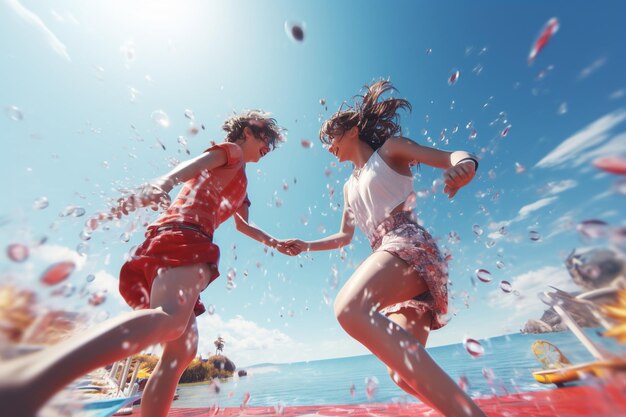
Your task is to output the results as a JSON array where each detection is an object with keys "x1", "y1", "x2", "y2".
[{"x1": 370, "y1": 211, "x2": 448, "y2": 330}]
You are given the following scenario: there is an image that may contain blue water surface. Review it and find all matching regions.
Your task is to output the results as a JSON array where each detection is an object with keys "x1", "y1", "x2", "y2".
[{"x1": 174, "y1": 329, "x2": 624, "y2": 408}]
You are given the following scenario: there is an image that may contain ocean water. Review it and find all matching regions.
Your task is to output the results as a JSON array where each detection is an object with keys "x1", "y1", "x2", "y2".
[{"x1": 173, "y1": 329, "x2": 625, "y2": 408}]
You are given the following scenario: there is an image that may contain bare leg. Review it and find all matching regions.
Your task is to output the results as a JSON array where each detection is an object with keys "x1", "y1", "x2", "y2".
[
  {"x1": 140, "y1": 315, "x2": 199, "y2": 417},
  {"x1": 385, "y1": 308, "x2": 437, "y2": 409},
  {"x1": 0, "y1": 263, "x2": 212, "y2": 417},
  {"x1": 334, "y1": 251, "x2": 486, "y2": 417}
]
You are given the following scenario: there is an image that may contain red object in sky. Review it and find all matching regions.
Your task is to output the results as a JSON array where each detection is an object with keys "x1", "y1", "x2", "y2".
[
  {"x1": 528, "y1": 17, "x2": 559, "y2": 65},
  {"x1": 593, "y1": 156, "x2": 626, "y2": 175}
]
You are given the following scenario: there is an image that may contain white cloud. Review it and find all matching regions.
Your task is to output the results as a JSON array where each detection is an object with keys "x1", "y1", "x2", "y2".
[
  {"x1": 578, "y1": 57, "x2": 607, "y2": 80},
  {"x1": 196, "y1": 313, "x2": 298, "y2": 365},
  {"x1": 486, "y1": 266, "x2": 581, "y2": 324},
  {"x1": 195, "y1": 313, "x2": 369, "y2": 366},
  {"x1": 542, "y1": 180, "x2": 578, "y2": 195},
  {"x1": 89, "y1": 269, "x2": 127, "y2": 308},
  {"x1": 609, "y1": 89, "x2": 625, "y2": 100},
  {"x1": 535, "y1": 109, "x2": 626, "y2": 169},
  {"x1": 517, "y1": 196, "x2": 558, "y2": 219},
  {"x1": 31, "y1": 244, "x2": 87, "y2": 270},
  {"x1": 5, "y1": 0, "x2": 70, "y2": 61}
]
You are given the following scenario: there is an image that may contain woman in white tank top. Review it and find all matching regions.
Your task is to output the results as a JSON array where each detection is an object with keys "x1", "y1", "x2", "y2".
[{"x1": 282, "y1": 81, "x2": 485, "y2": 417}]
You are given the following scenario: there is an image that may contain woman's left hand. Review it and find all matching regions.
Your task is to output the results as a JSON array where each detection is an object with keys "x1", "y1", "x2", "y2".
[{"x1": 443, "y1": 161, "x2": 476, "y2": 198}]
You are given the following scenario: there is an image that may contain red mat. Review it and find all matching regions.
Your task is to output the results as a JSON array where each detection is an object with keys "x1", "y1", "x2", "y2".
[{"x1": 145, "y1": 385, "x2": 626, "y2": 417}]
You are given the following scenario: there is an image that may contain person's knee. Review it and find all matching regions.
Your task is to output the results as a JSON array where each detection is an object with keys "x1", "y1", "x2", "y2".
[
  {"x1": 334, "y1": 298, "x2": 369, "y2": 336},
  {"x1": 163, "y1": 330, "x2": 198, "y2": 367}
]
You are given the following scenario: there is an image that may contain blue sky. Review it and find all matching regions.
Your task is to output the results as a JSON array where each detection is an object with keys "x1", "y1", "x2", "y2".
[{"x1": 1, "y1": 0, "x2": 625, "y2": 367}]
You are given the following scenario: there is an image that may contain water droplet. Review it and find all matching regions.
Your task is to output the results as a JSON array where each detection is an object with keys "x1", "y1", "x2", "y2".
[
  {"x1": 515, "y1": 162, "x2": 526, "y2": 174},
  {"x1": 284, "y1": 20, "x2": 305, "y2": 42},
  {"x1": 557, "y1": 102, "x2": 568, "y2": 115},
  {"x1": 7, "y1": 243, "x2": 29, "y2": 262},
  {"x1": 485, "y1": 239, "x2": 496, "y2": 248},
  {"x1": 472, "y1": 224, "x2": 483, "y2": 237},
  {"x1": 241, "y1": 392, "x2": 251, "y2": 408},
  {"x1": 5, "y1": 105, "x2": 23, "y2": 121},
  {"x1": 448, "y1": 69, "x2": 460, "y2": 86},
  {"x1": 475, "y1": 268, "x2": 492, "y2": 283},
  {"x1": 86, "y1": 274, "x2": 96, "y2": 282},
  {"x1": 500, "y1": 125, "x2": 511, "y2": 138},
  {"x1": 426, "y1": 48, "x2": 432, "y2": 55},
  {"x1": 576, "y1": 219, "x2": 609, "y2": 240},
  {"x1": 300, "y1": 139, "x2": 313, "y2": 148},
  {"x1": 207, "y1": 304, "x2": 216, "y2": 315},
  {"x1": 319, "y1": 98, "x2": 326, "y2": 106},
  {"x1": 274, "y1": 401, "x2": 285, "y2": 415},
  {"x1": 59, "y1": 205, "x2": 86, "y2": 218},
  {"x1": 227, "y1": 268, "x2": 236, "y2": 281},
  {"x1": 593, "y1": 156, "x2": 626, "y2": 175},
  {"x1": 89, "y1": 290, "x2": 107, "y2": 306},
  {"x1": 448, "y1": 231, "x2": 460, "y2": 244},
  {"x1": 500, "y1": 280, "x2": 513, "y2": 293},
  {"x1": 468, "y1": 130, "x2": 478, "y2": 140},
  {"x1": 33, "y1": 197, "x2": 49, "y2": 210},
  {"x1": 365, "y1": 377, "x2": 379, "y2": 400},
  {"x1": 529, "y1": 230, "x2": 541, "y2": 241},
  {"x1": 496, "y1": 260, "x2": 505, "y2": 269},
  {"x1": 151, "y1": 110, "x2": 170, "y2": 128},
  {"x1": 184, "y1": 109, "x2": 195, "y2": 120},
  {"x1": 40, "y1": 261, "x2": 76, "y2": 285},
  {"x1": 528, "y1": 17, "x2": 559, "y2": 64},
  {"x1": 120, "y1": 232, "x2": 131, "y2": 243},
  {"x1": 177, "y1": 289, "x2": 186, "y2": 305},
  {"x1": 463, "y1": 338, "x2": 485, "y2": 358}
]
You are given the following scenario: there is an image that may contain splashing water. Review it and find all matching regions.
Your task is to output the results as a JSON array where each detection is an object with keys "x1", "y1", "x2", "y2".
[
  {"x1": 528, "y1": 17, "x2": 559, "y2": 65},
  {"x1": 6, "y1": 243, "x2": 29, "y2": 262},
  {"x1": 463, "y1": 338, "x2": 485, "y2": 358},
  {"x1": 448, "y1": 69, "x2": 460, "y2": 86},
  {"x1": 475, "y1": 268, "x2": 492, "y2": 283},
  {"x1": 284, "y1": 20, "x2": 305, "y2": 42},
  {"x1": 151, "y1": 110, "x2": 170, "y2": 127},
  {"x1": 40, "y1": 261, "x2": 76, "y2": 285}
]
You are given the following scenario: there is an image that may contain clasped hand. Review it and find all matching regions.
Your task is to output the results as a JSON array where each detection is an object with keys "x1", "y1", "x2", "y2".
[{"x1": 274, "y1": 239, "x2": 306, "y2": 256}]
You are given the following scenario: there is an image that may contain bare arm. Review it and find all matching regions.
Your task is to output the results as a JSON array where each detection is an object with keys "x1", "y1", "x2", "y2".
[
  {"x1": 381, "y1": 137, "x2": 478, "y2": 199},
  {"x1": 380, "y1": 137, "x2": 477, "y2": 170},
  {"x1": 233, "y1": 202, "x2": 280, "y2": 248},
  {"x1": 152, "y1": 149, "x2": 228, "y2": 192},
  {"x1": 111, "y1": 148, "x2": 228, "y2": 217},
  {"x1": 286, "y1": 190, "x2": 355, "y2": 253}
]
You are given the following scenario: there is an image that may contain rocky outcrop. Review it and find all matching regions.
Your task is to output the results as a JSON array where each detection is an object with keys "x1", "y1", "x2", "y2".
[{"x1": 208, "y1": 354, "x2": 236, "y2": 373}]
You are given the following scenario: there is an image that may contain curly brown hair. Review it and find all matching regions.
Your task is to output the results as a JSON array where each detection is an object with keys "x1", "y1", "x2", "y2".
[
  {"x1": 222, "y1": 110, "x2": 285, "y2": 150},
  {"x1": 319, "y1": 80, "x2": 411, "y2": 150}
]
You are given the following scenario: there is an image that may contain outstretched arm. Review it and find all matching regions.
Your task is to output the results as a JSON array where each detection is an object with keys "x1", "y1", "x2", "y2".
[
  {"x1": 233, "y1": 202, "x2": 285, "y2": 252},
  {"x1": 382, "y1": 137, "x2": 478, "y2": 198},
  {"x1": 284, "y1": 191, "x2": 355, "y2": 255},
  {"x1": 111, "y1": 148, "x2": 229, "y2": 217}
]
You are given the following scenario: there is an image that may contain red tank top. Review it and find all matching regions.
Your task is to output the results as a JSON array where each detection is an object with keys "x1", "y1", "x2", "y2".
[{"x1": 151, "y1": 142, "x2": 250, "y2": 237}]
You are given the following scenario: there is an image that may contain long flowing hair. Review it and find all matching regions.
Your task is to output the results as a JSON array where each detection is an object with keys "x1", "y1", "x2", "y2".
[{"x1": 319, "y1": 80, "x2": 411, "y2": 150}]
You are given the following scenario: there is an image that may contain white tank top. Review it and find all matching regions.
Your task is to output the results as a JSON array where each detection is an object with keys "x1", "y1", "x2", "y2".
[{"x1": 344, "y1": 150, "x2": 414, "y2": 241}]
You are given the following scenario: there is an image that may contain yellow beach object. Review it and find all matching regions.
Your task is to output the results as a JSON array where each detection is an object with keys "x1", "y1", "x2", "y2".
[{"x1": 532, "y1": 359, "x2": 626, "y2": 385}]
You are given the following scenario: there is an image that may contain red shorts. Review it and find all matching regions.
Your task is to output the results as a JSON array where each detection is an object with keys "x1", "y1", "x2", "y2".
[{"x1": 119, "y1": 224, "x2": 220, "y2": 316}]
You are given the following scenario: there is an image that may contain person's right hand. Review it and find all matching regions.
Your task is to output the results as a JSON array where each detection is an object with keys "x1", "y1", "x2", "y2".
[
  {"x1": 111, "y1": 183, "x2": 171, "y2": 218},
  {"x1": 279, "y1": 239, "x2": 307, "y2": 256}
]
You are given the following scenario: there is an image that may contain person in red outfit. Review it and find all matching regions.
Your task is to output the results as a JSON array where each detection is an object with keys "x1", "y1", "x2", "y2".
[{"x1": 0, "y1": 110, "x2": 289, "y2": 417}]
